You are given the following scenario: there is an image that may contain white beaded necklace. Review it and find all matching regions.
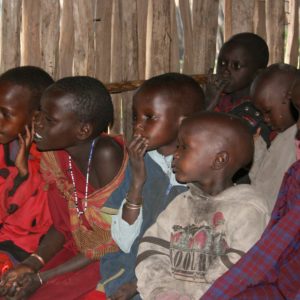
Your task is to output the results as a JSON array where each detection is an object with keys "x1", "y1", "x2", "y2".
[{"x1": 68, "y1": 139, "x2": 96, "y2": 217}]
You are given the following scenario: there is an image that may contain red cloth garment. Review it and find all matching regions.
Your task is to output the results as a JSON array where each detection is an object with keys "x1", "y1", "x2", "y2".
[
  {"x1": 29, "y1": 247, "x2": 100, "y2": 300},
  {"x1": 83, "y1": 290, "x2": 107, "y2": 300},
  {"x1": 0, "y1": 143, "x2": 52, "y2": 253},
  {"x1": 214, "y1": 94, "x2": 247, "y2": 113},
  {"x1": 34, "y1": 135, "x2": 128, "y2": 299},
  {"x1": 201, "y1": 160, "x2": 300, "y2": 300}
]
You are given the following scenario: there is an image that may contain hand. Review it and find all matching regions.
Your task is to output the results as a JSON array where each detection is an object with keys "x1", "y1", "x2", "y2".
[
  {"x1": 10, "y1": 272, "x2": 42, "y2": 300},
  {"x1": 107, "y1": 281, "x2": 138, "y2": 300},
  {"x1": 127, "y1": 134, "x2": 148, "y2": 188},
  {"x1": 15, "y1": 125, "x2": 34, "y2": 178},
  {"x1": 205, "y1": 68, "x2": 230, "y2": 111},
  {"x1": 0, "y1": 264, "x2": 34, "y2": 298}
]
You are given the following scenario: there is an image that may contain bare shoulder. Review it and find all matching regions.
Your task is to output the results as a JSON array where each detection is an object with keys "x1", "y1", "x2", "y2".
[
  {"x1": 94, "y1": 135, "x2": 124, "y2": 165},
  {"x1": 93, "y1": 135, "x2": 125, "y2": 186}
]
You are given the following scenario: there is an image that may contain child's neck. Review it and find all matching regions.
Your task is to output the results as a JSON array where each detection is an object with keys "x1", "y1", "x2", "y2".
[{"x1": 196, "y1": 178, "x2": 233, "y2": 196}]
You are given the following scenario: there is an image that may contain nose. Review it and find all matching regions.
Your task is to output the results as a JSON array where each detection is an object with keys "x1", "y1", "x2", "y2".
[
  {"x1": 133, "y1": 119, "x2": 144, "y2": 135},
  {"x1": 173, "y1": 147, "x2": 180, "y2": 160}
]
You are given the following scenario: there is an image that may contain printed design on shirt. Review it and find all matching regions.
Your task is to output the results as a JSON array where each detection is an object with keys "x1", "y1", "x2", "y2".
[{"x1": 170, "y1": 211, "x2": 227, "y2": 282}]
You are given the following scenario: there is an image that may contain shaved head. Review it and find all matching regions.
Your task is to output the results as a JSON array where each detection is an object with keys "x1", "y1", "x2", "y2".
[{"x1": 181, "y1": 111, "x2": 254, "y2": 174}]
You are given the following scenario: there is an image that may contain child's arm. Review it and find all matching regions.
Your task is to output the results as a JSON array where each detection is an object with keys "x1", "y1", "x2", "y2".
[
  {"x1": 9, "y1": 253, "x2": 92, "y2": 300},
  {"x1": 0, "y1": 225, "x2": 65, "y2": 298},
  {"x1": 111, "y1": 134, "x2": 147, "y2": 252},
  {"x1": 206, "y1": 202, "x2": 269, "y2": 283},
  {"x1": 122, "y1": 134, "x2": 147, "y2": 224}
]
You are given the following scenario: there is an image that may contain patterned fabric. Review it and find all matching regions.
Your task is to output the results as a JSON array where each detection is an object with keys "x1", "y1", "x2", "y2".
[
  {"x1": 214, "y1": 94, "x2": 247, "y2": 113},
  {"x1": 0, "y1": 142, "x2": 52, "y2": 254},
  {"x1": 40, "y1": 135, "x2": 128, "y2": 260},
  {"x1": 136, "y1": 183, "x2": 269, "y2": 300},
  {"x1": 170, "y1": 216, "x2": 227, "y2": 282},
  {"x1": 201, "y1": 160, "x2": 300, "y2": 300}
]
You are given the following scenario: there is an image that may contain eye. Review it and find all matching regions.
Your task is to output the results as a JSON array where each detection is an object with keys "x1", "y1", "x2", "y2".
[
  {"x1": 232, "y1": 62, "x2": 242, "y2": 70},
  {"x1": 219, "y1": 60, "x2": 227, "y2": 67},
  {"x1": 144, "y1": 114, "x2": 157, "y2": 121},
  {"x1": 0, "y1": 109, "x2": 11, "y2": 119},
  {"x1": 3, "y1": 111, "x2": 11, "y2": 118}
]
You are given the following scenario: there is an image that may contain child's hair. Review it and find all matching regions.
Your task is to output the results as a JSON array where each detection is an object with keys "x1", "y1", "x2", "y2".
[
  {"x1": 224, "y1": 32, "x2": 269, "y2": 69},
  {"x1": 250, "y1": 63, "x2": 298, "y2": 95},
  {"x1": 48, "y1": 76, "x2": 113, "y2": 133},
  {"x1": 0, "y1": 65, "x2": 54, "y2": 111},
  {"x1": 188, "y1": 111, "x2": 254, "y2": 173},
  {"x1": 137, "y1": 72, "x2": 205, "y2": 113}
]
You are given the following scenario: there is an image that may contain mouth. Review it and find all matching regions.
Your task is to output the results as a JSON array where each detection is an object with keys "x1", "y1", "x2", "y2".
[
  {"x1": 34, "y1": 132, "x2": 43, "y2": 141},
  {"x1": 171, "y1": 164, "x2": 177, "y2": 173}
]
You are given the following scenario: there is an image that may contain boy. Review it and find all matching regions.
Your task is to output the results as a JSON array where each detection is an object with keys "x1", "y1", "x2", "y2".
[
  {"x1": 206, "y1": 32, "x2": 271, "y2": 146},
  {"x1": 98, "y1": 73, "x2": 205, "y2": 300},
  {"x1": 201, "y1": 73, "x2": 300, "y2": 300},
  {"x1": 136, "y1": 112, "x2": 269, "y2": 300},
  {"x1": 0, "y1": 76, "x2": 128, "y2": 300},
  {"x1": 0, "y1": 66, "x2": 53, "y2": 265},
  {"x1": 249, "y1": 63, "x2": 298, "y2": 212}
]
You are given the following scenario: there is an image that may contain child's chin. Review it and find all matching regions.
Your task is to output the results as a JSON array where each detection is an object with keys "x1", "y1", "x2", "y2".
[{"x1": 175, "y1": 175, "x2": 187, "y2": 184}]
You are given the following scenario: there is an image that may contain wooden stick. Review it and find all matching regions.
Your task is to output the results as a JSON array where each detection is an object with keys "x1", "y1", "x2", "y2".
[{"x1": 105, "y1": 74, "x2": 207, "y2": 94}]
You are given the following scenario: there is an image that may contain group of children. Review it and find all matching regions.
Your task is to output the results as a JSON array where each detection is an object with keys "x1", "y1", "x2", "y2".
[{"x1": 0, "y1": 31, "x2": 297, "y2": 300}]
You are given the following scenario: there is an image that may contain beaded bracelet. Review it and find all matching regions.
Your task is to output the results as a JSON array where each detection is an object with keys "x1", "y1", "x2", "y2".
[{"x1": 30, "y1": 253, "x2": 45, "y2": 267}]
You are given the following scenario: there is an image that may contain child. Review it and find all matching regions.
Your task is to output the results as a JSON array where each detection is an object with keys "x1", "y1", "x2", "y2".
[
  {"x1": 201, "y1": 73, "x2": 300, "y2": 300},
  {"x1": 206, "y1": 32, "x2": 271, "y2": 146},
  {"x1": 0, "y1": 76, "x2": 128, "y2": 300},
  {"x1": 136, "y1": 112, "x2": 270, "y2": 300},
  {"x1": 98, "y1": 73, "x2": 205, "y2": 300},
  {"x1": 249, "y1": 63, "x2": 298, "y2": 213},
  {"x1": 0, "y1": 66, "x2": 53, "y2": 266}
]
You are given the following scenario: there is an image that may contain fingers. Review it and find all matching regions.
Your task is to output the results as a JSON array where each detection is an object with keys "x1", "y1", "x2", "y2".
[
  {"x1": 24, "y1": 125, "x2": 33, "y2": 146},
  {"x1": 128, "y1": 135, "x2": 148, "y2": 157},
  {"x1": 17, "y1": 134, "x2": 25, "y2": 148}
]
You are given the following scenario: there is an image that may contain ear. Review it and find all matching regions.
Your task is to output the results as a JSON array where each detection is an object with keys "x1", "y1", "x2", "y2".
[
  {"x1": 76, "y1": 122, "x2": 93, "y2": 141},
  {"x1": 283, "y1": 90, "x2": 293, "y2": 105},
  {"x1": 212, "y1": 151, "x2": 229, "y2": 170}
]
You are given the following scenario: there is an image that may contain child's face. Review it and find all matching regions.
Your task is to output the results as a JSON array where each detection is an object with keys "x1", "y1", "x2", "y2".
[
  {"x1": 132, "y1": 88, "x2": 182, "y2": 154},
  {"x1": 34, "y1": 88, "x2": 81, "y2": 151},
  {"x1": 0, "y1": 82, "x2": 33, "y2": 144},
  {"x1": 252, "y1": 77, "x2": 296, "y2": 132},
  {"x1": 291, "y1": 80, "x2": 300, "y2": 139},
  {"x1": 172, "y1": 126, "x2": 215, "y2": 185},
  {"x1": 217, "y1": 43, "x2": 258, "y2": 94}
]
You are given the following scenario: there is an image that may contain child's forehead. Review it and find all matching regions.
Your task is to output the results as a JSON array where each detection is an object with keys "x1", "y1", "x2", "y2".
[
  {"x1": 255, "y1": 72, "x2": 295, "y2": 96},
  {"x1": 220, "y1": 42, "x2": 254, "y2": 60},
  {"x1": 134, "y1": 88, "x2": 177, "y2": 107},
  {"x1": 0, "y1": 81, "x2": 33, "y2": 104}
]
